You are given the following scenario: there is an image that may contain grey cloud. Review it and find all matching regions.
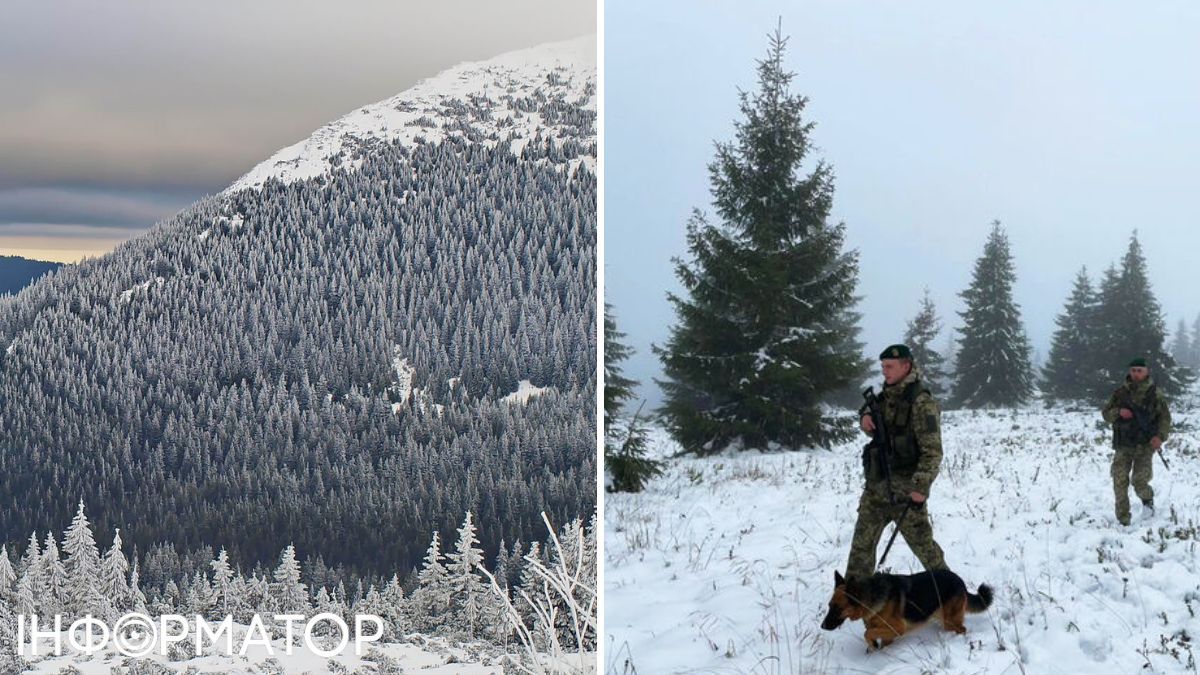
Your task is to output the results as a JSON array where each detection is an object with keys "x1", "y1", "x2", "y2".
[
  {"x1": 0, "y1": 188, "x2": 190, "y2": 228},
  {"x1": 0, "y1": 0, "x2": 596, "y2": 193},
  {"x1": 0, "y1": 224, "x2": 147, "y2": 240}
]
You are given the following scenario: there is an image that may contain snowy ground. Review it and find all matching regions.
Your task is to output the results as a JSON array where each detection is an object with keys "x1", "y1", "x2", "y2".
[{"x1": 605, "y1": 398, "x2": 1200, "y2": 674}]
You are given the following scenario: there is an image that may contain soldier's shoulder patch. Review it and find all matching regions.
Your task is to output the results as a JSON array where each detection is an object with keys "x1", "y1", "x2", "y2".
[{"x1": 925, "y1": 413, "x2": 939, "y2": 432}]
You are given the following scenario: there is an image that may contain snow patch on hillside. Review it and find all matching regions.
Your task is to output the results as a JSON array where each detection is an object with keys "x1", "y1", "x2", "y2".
[
  {"x1": 606, "y1": 401, "x2": 1200, "y2": 674},
  {"x1": 119, "y1": 277, "x2": 165, "y2": 304},
  {"x1": 502, "y1": 379, "x2": 549, "y2": 405},
  {"x1": 227, "y1": 35, "x2": 595, "y2": 192},
  {"x1": 389, "y1": 353, "x2": 415, "y2": 406}
]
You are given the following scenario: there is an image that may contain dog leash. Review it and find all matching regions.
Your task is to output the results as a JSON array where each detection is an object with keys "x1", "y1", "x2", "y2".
[{"x1": 876, "y1": 501, "x2": 912, "y2": 570}]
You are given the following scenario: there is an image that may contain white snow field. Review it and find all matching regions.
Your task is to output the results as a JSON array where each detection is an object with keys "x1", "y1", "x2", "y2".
[{"x1": 605, "y1": 398, "x2": 1200, "y2": 674}]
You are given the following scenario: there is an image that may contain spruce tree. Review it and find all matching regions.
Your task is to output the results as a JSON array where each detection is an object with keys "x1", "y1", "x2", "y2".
[
  {"x1": 951, "y1": 221, "x2": 1033, "y2": 407},
  {"x1": 656, "y1": 27, "x2": 867, "y2": 453},
  {"x1": 902, "y1": 289, "x2": 948, "y2": 395},
  {"x1": 272, "y1": 544, "x2": 309, "y2": 613},
  {"x1": 445, "y1": 511, "x2": 490, "y2": 640},
  {"x1": 0, "y1": 549, "x2": 14, "y2": 604},
  {"x1": 99, "y1": 529, "x2": 131, "y2": 615},
  {"x1": 43, "y1": 533, "x2": 69, "y2": 619},
  {"x1": 1171, "y1": 318, "x2": 1190, "y2": 371},
  {"x1": 603, "y1": 302, "x2": 637, "y2": 432},
  {"x1": 605, "y1": 303, "x2": 661, "y2": 492},
  {"x1": 62, "y1": 500, "x2": 103, "y2": 618},
  {"x1": 1189, "y1": 313, "x2": 1200, "y2": 370},
  {"x1": 210, "y1": 548, "x2": 234, "y2": 617},
  {"x1": 1042, "y1": 267, "x2": 1100, "y2": 402},
  {"x1": 128, "y1": 561, "x2": 148, "y2": 613},
  {"x1": 410, "y1": 531, "x2": 451, "y2": 632},
  {"x1": 1091, "y1": 232, "x2": 1191, "y2": 394}
]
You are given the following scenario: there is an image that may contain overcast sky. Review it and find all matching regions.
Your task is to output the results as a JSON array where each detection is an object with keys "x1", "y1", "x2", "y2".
[
  {"x1": 605, "y1": 0, "x2": 1200, "y2": 406},
  {"x1": 1, "y1": 0, "x2": 594, "y2": 262}
]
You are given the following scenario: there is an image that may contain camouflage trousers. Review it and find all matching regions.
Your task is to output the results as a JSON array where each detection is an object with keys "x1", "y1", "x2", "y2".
[
  {"x1": 845, "y1": 480, "x2": 948, "y2": 582},
  {"x1": 1111, "y1": 445, "x2": 1154, "y2": 524}
]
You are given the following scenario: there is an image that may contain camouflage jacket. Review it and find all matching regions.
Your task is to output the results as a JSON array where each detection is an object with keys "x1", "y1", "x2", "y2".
[
  {"x1": 1102, "y1": 376, "x2": 1171, "y2": 449},
  {"x1": 861, "y1": 369, "x2": 943, "y2": 496}
]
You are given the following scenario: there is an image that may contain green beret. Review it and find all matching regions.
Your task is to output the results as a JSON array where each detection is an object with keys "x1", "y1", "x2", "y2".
[
  {"x1": 1128, "y1": 357, "x2": 1148, "y2": 368},
  {"x1": 879, "y1": 344, "x2": 913, "y2": 360}
]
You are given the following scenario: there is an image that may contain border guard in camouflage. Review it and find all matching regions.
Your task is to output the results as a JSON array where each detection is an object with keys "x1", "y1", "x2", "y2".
[
  {"x1": 844, "y1": 344, "x2": 950, "y2": 583},
  {"x1": 1102, "y1": 357, "x2": 1171, "y2": 526}
]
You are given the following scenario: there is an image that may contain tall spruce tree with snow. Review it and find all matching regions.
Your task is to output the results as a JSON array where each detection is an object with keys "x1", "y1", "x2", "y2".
[
  {"x1": 446, "y1": 511, "x2": 492, "y2": 640},
  {"x1": 16, "y1": 568, "x2": 37, "y2": 619},
  {"x1": 128, "y1": 561, "x2": 148, "y2": 613},
  {"x1": 902, "y1": 289, "x2": 948, "y2": 395},
  {"x1": 99, "y1": 529, "x2": 131, "y2": 614},
  {"x1": 62, "y1": 500, "x2": 104, "y2": 617},
  {"x1": 43, "y1": 533, "x2": 69, "y2": 619},
  {"x1": 656, "y1": 27, "x2": 868, "y2": 454},
  {"x1": 381, "y1": 574, "x2": 411, "y2": 637},
  {"x1": 951, "y1": 222, "x2": 1033, "y2": 407},
  {"x1": 272, "y1": 544, "x2": 309, "y2": 613},
  {"x1": 0, "y1": 549, "x2": 14, "y2": 604},
  {"x1": 17, "y1": 533, "x2": 40, "y2": 580},
  {"x1": 604, "y1": 303, "x2": 661, "y2": 492},
  {"x1": 1042, "y1": 267, "x2": 1101, "y2": 402},
  {"x1": 210, "y1": 548, "x2": 235, "y2": 617},
  {"x1": 410, "y1": 531, "x2": 452, "y2": 632},
  {"x1": 1092, "y1": 233, "x2": 1191, "y2": 394}
]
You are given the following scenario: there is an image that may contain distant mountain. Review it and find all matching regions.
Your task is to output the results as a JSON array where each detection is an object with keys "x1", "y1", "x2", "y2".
[
  {"x1": 0, "y1": 254, "x2": 62, "y2": 295},
  {"x1": 0, "y1": 36, "x2": 596, "y2": 584}
]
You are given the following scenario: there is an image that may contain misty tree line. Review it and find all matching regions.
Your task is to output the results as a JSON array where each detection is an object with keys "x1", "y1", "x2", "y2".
[
  {"x1": 606, "y1": 27, "x2": 1191, "y2": 471},
  {"x1": 1169, "y1": 315, "x2": 1200, "y2": 375},
  {"x1": 0, "y1": 97, "x2": 595, "y2": 581},
  {"x1": 0, "y1": 502, "x2": 596, "y2": 653}
]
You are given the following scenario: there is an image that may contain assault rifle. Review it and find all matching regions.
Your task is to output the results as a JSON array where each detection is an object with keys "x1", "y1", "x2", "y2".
[
  {"x1": 1120, "y1": 390, "x2": 1170, "y2": 470},
  {"x1": 860, "y1": 386, "x2": 898, "y2": 504}
]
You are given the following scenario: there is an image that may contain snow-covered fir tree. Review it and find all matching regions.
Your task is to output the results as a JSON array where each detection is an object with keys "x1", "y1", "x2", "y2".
[
  {"x1": 272, "y1": 544, "x2": 309, "y2": 614},
  {"x1": 1092, "y1": 233, "x2": 1191, "y2": 395},
  {"x1": 445, "y1": 511, "x2": 493, "y2": 640},
  {"x1": 43, "y1": 533, "x2": 69, "y2": 619},
  {"x1": 62, "y1": 500, "x2": 104, "y2": 619},
  {"x1": 656, "y1": 27, "x2": 868, "y2": 453},
  {"x1": 409, "y1": 531, "x2": 452, "y2": 632},
  {"x1": 99, "y1": 528, "x2": 131, "y2": 616},
  {"x1": 1042, "y1": 267, "x2": 1101, "y2": 402},
  {"x1": 902, "y1": 289, "x2": 949, "y2": 396},
  {"x1": 951, "y1": 221, "x2": 1033, "y2": 408},
  {"x1": 0, "y1": 548, "x2": 15, "y2": 604},
  {"x1": 128, "y1": 561, "x2": 147, "y2": 613},
  {"x1": 209, "y1": 547, "x2": 234, "y2": 617}
]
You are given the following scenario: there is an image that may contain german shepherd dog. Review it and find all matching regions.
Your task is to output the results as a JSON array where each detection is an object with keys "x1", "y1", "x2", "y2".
[{"x1": 821, "y1": 569, "x2": 993, "y2": 650}]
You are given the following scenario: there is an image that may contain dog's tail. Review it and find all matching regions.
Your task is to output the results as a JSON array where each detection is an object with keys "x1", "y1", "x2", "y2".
[{"x1": 967, "y1": 584, "x2": 993, "y2": 613}]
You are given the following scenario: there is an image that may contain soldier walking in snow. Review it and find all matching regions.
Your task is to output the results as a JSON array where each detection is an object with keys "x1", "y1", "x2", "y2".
[
  {"x1": 1102, "y1": 357, "x2": 1171, "y2": 526},
  {"x1": 844, "y1": 344, "x2": 950, "y2": 582}
]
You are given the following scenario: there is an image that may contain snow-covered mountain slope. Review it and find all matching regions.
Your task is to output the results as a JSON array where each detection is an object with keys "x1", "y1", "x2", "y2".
[
  {"x1": 606, "y1": 402, "x2": 1200, "y2": 674},
  {"x1": 0, "y1": 34, "x2": 596, "y2": 582},
  {"x1": 228, "y1": 35, "x2": 596, "y2": 192}
]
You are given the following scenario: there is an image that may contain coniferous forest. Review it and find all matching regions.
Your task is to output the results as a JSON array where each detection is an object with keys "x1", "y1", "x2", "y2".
[{"x1": 0, "y1": 110, "x2": 596, "y2": 587}]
